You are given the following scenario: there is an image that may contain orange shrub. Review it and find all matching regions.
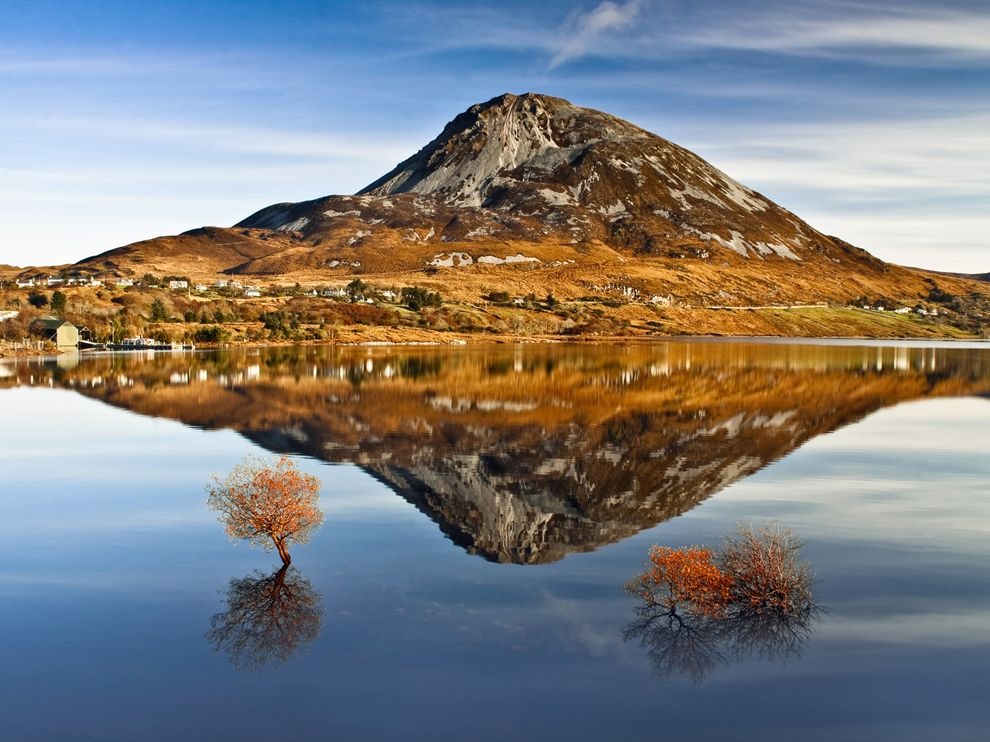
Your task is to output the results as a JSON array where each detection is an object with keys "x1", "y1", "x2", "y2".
[{"x1": 631, "y1": 545, "x2": 734, "y2": 617}]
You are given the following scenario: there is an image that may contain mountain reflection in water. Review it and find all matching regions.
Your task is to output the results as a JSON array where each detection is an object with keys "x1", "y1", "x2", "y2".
[{"x1": 4, "y1": 342, "x2": 989, "y2": 564}]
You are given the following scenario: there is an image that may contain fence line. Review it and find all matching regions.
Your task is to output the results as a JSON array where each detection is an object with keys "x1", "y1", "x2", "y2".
[{"x1": 0, "y1": 339, "x2": 44, "y2": 351}]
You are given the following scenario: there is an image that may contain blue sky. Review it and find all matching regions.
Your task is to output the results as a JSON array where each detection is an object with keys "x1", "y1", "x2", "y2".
[{"x1": 0, "y1": 0, "x2": 987, "y2": 272}]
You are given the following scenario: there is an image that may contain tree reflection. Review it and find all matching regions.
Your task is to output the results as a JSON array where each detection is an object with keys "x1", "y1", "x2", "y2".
[
  {"x1": 624, "y1": 525, "x2": 821, "y2": 684},
  {"x1": 206, "y1": 564, "x2": 323, "y2": 670},
  {"x1": 624, "y1": 606, "x2": 723, "y2": 684},
  {"x1": 624, "y1": 598, "x2": 820, "y2": 685}
]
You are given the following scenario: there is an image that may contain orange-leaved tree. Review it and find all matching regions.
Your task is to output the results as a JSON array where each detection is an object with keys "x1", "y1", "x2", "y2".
[{"x1": 206, "y1": 455, "x2": 324, "y2": 565}]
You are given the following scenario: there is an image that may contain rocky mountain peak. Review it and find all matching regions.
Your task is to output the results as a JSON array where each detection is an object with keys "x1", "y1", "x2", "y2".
[
  {"x1": 359, "y1": 92, "x2": 649, "y2": 208},
  {"x1": 354, "y1": 92, "x2": 818, "y2": 259}
]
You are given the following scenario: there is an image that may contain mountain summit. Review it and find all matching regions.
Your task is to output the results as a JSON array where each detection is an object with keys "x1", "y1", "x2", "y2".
[
  {"x1": 360, "y1": 93, "x2": 650, "y2": 207},
  {"x1": 359, "y1": 92, "x2": 807, "y2": 257}
]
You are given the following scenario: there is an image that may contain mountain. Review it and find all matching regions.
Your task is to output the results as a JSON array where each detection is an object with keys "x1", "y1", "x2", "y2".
[
  {"x1": 356, "y1": 93, "x2": 851, "y2": 261},
  {"x1": 51, "y1": 93, "x2": 987, "y2": 335},
  {"x1": 236, "y1": 92, "x2": 869, "y2": 266}
]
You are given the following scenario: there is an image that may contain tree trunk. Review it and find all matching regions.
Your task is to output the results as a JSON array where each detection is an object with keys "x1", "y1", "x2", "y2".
[{"x1": 274, "y1": 537, "x2": 292, "y2": 565}]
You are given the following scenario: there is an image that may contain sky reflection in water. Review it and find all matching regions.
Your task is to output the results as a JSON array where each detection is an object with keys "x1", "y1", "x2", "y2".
[{"x1": 0, "y1": 341, "x2": 988, "y2": 741}]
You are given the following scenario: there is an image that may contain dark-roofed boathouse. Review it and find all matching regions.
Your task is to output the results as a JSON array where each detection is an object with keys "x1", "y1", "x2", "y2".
[{"x1": 29, "y1": 318, "x2": 79, "y2": 348}]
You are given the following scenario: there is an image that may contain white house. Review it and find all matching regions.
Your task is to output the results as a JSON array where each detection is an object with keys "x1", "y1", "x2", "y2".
[{"x1": 168, "y1": 280, "x2": 189, "y2": 290}]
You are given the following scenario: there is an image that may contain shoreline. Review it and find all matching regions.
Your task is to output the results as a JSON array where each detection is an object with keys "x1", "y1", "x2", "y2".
[{"x1": 4, "y1": 331, "x2": 989, "y2": 362}]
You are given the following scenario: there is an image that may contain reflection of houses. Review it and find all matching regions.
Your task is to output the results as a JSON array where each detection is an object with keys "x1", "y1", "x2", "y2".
[{"x1": 29, "y1": 317, "x2": 79, "y2": 347}]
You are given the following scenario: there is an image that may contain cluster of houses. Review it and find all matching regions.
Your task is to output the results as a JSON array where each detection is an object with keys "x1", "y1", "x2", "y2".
[
  {"x1": 14, "y1": 275, "x2": 140, "y2": 290},
  {"x1": 11, "y1": 275, "x2": 267, "y2": 298},
  {"x1": 7, "y1": 272, "x2": 421, "y2": 308},
  {"x1": 860, "y1": 304, "x2": 939, "y2": 317},
  {"x1": 209, "y1": 279, "x2": 264, "y2": 296},
  {"x1": 298, "y1": 286, "x2": 398, "y2": 303},
  {"x1": 15, "y1": 275, "x2": 107, "y2": 288}
]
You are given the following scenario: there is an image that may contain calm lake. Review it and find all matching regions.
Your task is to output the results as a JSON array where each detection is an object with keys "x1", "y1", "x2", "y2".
[{"x1": 1, "y1": 340, "x2": 989, "y2": 741}]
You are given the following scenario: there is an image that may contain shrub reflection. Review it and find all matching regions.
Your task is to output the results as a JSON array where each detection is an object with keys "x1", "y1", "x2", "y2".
[
  {"x1": 207, "y1": 564, "x2": 323, "y2": 670},
  {"x1": 624, "y1": 524, "x2": 821, "y2": 684}
]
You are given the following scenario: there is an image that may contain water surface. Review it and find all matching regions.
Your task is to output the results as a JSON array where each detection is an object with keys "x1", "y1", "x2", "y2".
[{"x1": 1, "y1": 341, "x2": 988, "y2": 741}]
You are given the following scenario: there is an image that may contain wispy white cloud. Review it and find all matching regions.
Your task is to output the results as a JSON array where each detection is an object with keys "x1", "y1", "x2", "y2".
[
  {"x1": 665, "y1": 111, "x2": 990, "y2": 271},
  {"x1": 550, "y1": 0, "x2": 647, "y2": 68},
  {"x1": 10, "y1": 114, "x2": 416, "y2": 163},
  {"x1": 698, "y1": 112, "x2": 990, "y2": 197},
  {"x1": 689, "y1": 5, "x2": 990, "y2": 62},
  {"x1": 0, "y1": 111, "x2": 412, "y2": 181},
  {"x1": 386, "y1": 1, "x2": 990, "y2": 68},
  {"x1": 379, "y1": 1, "x2": 650, "y2": 68},
  {"x1": 782, "y1": 214, "x2": 990, "y2": 272}
]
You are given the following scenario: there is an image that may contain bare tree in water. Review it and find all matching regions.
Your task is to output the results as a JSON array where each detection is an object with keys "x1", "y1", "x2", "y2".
[
  {"x1": 207, "y1": 564, "x2": 323, "y2": 670},
  {"x1": 206, "y1": 455, "x2": 323, "y2": 565}
]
